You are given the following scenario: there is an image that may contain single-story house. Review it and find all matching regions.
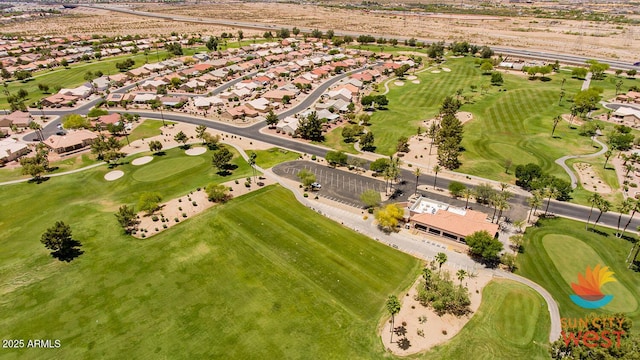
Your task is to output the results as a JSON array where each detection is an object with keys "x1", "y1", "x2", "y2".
[
  {"x1": 0, "y1": 111, "x2": 32, "y2": 128},
  {"x1": 40, "y1": 93, "x2": 78, "y2": 107},
  {"x1": 222, "y1": 105, "x2": 259, "y2": 120},
  {"x1": 45, "y1": 129, "x2": 98, "y2": 154},
  {"x1": 612, "y1": 107, "x2": 640, "y2": 123},
  {"x1": 326, "y1": 88, "x2": 352, "y2": 102},
  {"x1": 97, "y1": 113, "x2": 121, "y2": 125},
  {"x1": 246, "y1": 98, "x2": 271, "y2": 113},
  {"x1": 59, "y1": 85, "x2": 92, "y2": 99},
  {"x1": 276, "y1": 116, "x2": 300, "y2": 135},
  {"x1": 262, "y1": 89, "x2": 296, "y2": 102},
  {"x1": 409, "y1": 197, "x2": 499, "y2": 243},
  {"x1": 0, "y1": 138, "x2": 30, "y2": 163},
  {"x1": 159, "y1": 96, "x2": 188, "y2": 107},
  {"x1": 193, "y1": 96, "x2": 225, "y2": 109}
]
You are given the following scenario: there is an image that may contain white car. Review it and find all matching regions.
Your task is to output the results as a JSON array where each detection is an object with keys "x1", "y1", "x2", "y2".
[{"x1": 311, "y1": 182, "x2": 321, "y2": 189}]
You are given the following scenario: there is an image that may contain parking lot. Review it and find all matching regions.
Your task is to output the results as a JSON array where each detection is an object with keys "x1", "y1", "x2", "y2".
[{"x1": 273, "y1": 160, "x2": 411, "y2": 208}]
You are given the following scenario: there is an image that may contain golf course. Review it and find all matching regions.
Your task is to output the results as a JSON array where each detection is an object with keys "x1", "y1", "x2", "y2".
[
  {"x1": 517, "y1": 217, "x2": 640, "y2": 323},
  {"x1": 421, "y1": 279, "x2": 550, "y2": 360},
  {"x1": 0, "y1": 146, "x2": 424, "y2": 358}
]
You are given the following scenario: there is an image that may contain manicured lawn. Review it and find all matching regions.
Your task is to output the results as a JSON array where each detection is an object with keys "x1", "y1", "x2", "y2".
[
  {"x1": 0, "y1": 151, "x2": 421, "y2": 358},
  {"x1": 320, "y1": 126, "x2": 358, "y2": 154},
  {"x1": 461, "y1": 69, "x2": 596, "y2": 183},
  {"x1": 370, "y1": 56, "x2": 600, "y2": 184},
  {"x1": 0, "y1": 153, "x2": 99, "y2": 183},
  {"x1": 517, "y1": 217, "x2": 640, "y2": 323},
  {"x1": 124, "y1": 119, "x2": 169, "y2": 144},
  {"x1": 543, "y1": 235, "x2": 637, "y2": 313},
  {"x1": 368, "y1": 58, "x2": 476, "y2": 156},
  {"x1": 421, "y1": 279, "x2": 550, "y2": 360},
  {"x1": 248, "y1": 147, "x2": 300, "y2": 169}
]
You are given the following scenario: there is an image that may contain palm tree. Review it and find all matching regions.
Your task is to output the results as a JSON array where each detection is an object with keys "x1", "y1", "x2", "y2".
[
  {"x1": 527, "y1": 191, "x2": 543, "y2": 223},
  {"x1": 603, "y1": 150, "x2": 613, "y2": 169},
  {"x1": 621, "y1": 199, "x2": 640, "y2": 239},
  {"x1": 625, "y1": 163, "x2": 636, "y2": 178},
  {"x1": 29, "y1": 121, "x2": 43, "y2": 142},
  {"x1": 432, "y1": 165, "x2": 441, "y2": 189},
  {"x1": 543, "y1": 187, "x2": 558, "y2": 216},
  {"x1": 435, "y1": 252, "x2": 447, "y2": 273},
  {"x1": 585, "y1": 193, "x2": 602, "y2": 230},
  {"x1": 627, "y1": 232, "x2": 640, "y2": 268},
  {"x1": 616, "y1": 198, "x2": 634, "y2": 237},
  {"x1": 551, "y1": 115, "x2": 561, "y2": 137},
  {"x1": 593, "y1": 198, "x2": 611, "y2": 231},
  {"x1": 463, "y1": 188, "x2": 473, "y2": 209},
  {"x1": 248, "y1": 152, "x2": 258, "y2": 182},
  {"x1": 413, "y1": 167, "x2": 421, "y2": 195},
  {"x1": 496, "y1": 195, "x2": 511, "y2": 223},
  {"x1": 386, "y1": 295, "x2": 401, "y2": 343},
  {"x1": 456, "y1": 269, "x2": 467, "y2": 287}
]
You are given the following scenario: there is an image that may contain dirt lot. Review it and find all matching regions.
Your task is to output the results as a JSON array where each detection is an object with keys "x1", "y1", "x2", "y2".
[
  {"x1": 1, "y1": 3, "x2": 637, "y2": 61},
  {"x1": 133, "y1": 2, "x2": 639, "y2": 60}
]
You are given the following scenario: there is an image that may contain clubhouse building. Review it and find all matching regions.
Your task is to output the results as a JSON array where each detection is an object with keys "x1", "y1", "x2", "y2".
[{"x1": 408, "y1": 196, "x2": 499, "y2": 243}]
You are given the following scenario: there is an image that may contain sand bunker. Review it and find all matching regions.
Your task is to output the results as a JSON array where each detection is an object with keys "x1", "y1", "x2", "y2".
[
  {"x1": 394, "y1": 81, "x2": 405, "y2": 86},
  {"x1": 185, "y1": 147, "x2": 207, "y2": 156},
  {"x1": 132, "y1": 156, "x2": 153, "y2": 166},
  {"x1": 442, "y1": 67, "x2": 452, "y2": 72},
  {"x1": 104, "y1": 170, "x2": 124, "y2": 181},
  {"x1": 407, "y1": 75, "x2": 417, "y2": 80},
  {"x1": 456, "y1": 112, "x2": 474, "y2": 124},
  {"x1": 412, "y1": 80, "x2": 421, "y2": 84},
  {"x1": 431, "y1": 70, "x2": 441, "y2": 74}
]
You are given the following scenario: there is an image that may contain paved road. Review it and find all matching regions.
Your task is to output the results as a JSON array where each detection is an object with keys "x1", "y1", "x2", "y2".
[
  {"x1": 85, "y1": 4, "x2": 639, "y2": 71},
  {"x1": 273, "y1": 160, "x2": 527, "y2": 219},
  {"x1": 555, "y1": 136, "x2": 608, "y2": 189}
]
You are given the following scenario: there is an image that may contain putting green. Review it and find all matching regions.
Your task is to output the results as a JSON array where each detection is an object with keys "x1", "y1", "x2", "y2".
[
  {"x1": 542, "y1": 235, "x2": 638, "y2": 313},
  {"x1": 132, "y1": 157, "x2": 205, "y2": 182}
]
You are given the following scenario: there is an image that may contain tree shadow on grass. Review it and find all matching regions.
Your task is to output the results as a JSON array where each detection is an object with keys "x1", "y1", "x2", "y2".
[
  {"x1": 153, "y1": 151, "x2": 166, "y2": 156},
  {"x1": 588, "y1": 228, "x2": 610, "y2": 237},
  {"x1": 51, "y1": 239, "x2": 83, "y2": 262},
  {"x1": 28, "y1": 176, "x2": 50, "y2": 184}
]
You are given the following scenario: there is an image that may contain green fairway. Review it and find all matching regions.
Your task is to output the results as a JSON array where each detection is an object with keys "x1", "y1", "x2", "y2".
[
  {"x1": 125, "y1": 119, "x2": 170, "y2": 144},
  {"x1": 132, "y1": 156, "x2": 205, "y2": 182},
  {"x1": 0, "y1": 153, "x2": 99, "y2": 183},
  {"x1": 320, "y1": 127, "x2": 358, "y2": 154},
  {"x1": 421, "y1": 279, "x2": 550, "y2": 360},
  {"x1": 517, "y1": 217, "x2": 640, "y2": 322},
  {"x1": 0, "y1": 147, "x2": 421, "y2": 358},
  {"x1": 543, "y1": 235, "x2": 637, "y2": 313},
  {"x1": 248, "y1": 147, "x2": 300, "y2": 169},
  {"x1": 369, "y1": 56, "x2": 598, "y2": 183}
]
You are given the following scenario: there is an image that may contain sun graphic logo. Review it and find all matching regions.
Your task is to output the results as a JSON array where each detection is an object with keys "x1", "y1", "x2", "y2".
[{"x1": 570, "y1": 265, "x2": 616, "y2": 309}]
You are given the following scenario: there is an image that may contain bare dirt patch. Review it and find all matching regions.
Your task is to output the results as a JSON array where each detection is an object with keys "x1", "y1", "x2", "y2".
[
  {"x1": 574, "y1": 162, "x2": 612, "y2": 193},
  {"x1": 380, "y1": 267, "x2": 493, "y2": 355}
]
